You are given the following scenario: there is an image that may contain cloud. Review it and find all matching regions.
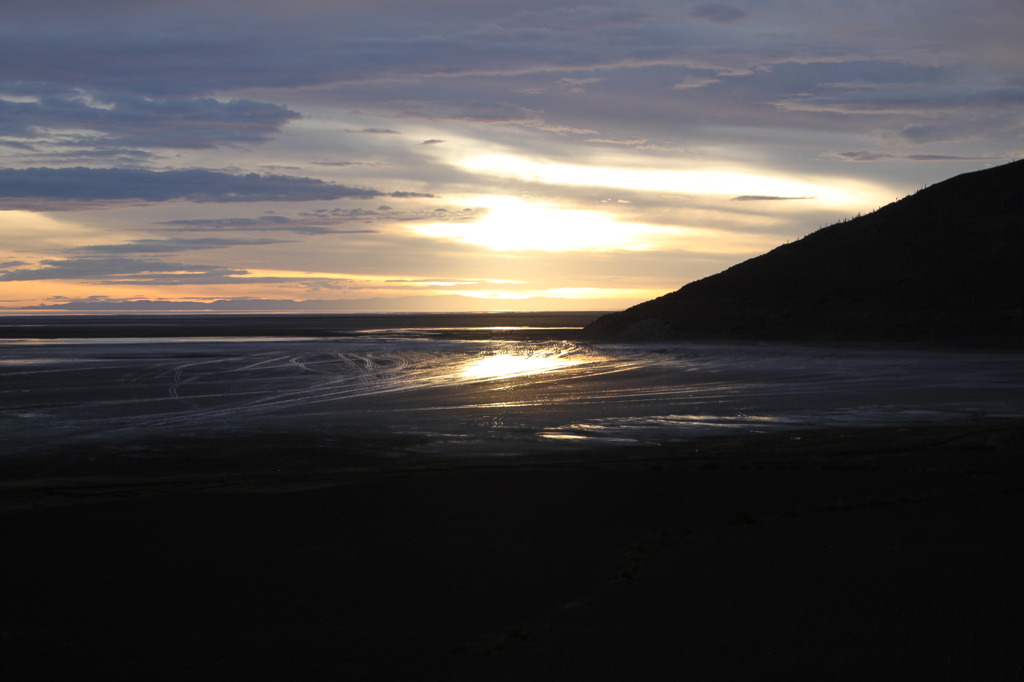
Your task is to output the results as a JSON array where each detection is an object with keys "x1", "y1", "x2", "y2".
[
  {"x1": 0, "y1": 93, "x2": 301, "y2": 149},
  {"x1": 828, "y1": 151, "x2": 895, "y2": 162},
  {"x1": 585, "y1": 137, "x2": 648, "y2": 146},
  {"x1": 154, "y1": 215, "x2": 380, "y2": 234},
  {"x1": 774, "y1": 83, "x2": 1024, "y2": 117},
  {"x1": 557, "y1": 77, "x2": 603, "y2": 93},
  {"x1": 11, "y1": 294, "x2": 548, "y2": 313},
  {"x1": 391, "y1": 191, "x2": 436, "y2": 199},
  {"x1": 0, "y1": 257, "x2": 247, "y2": 282},
  {"x1": 344, "y1": 128, "x2": 400, "y2": 134},
  {"x1": 0, "y1": 255, "x2": 383, "y2": 288},
  {"x1": 13, "y1": 147, "x2": 161, "y2": 166},
  {"x1": 0, "y1": 26, "x2": 669, "y2": 98},
  {"x1": 0, "y1": 167, "x2": 433, "y2": 210},
  {"x1": 421, "y1": 139, "x2": 445, "y2": 145},
  {"x1": 72, "y1": 237, "x2": 290, "y2": 255},
  {"x1": 730, "y1": 195, "x2": 814, "y2": 201},
  {"x1": 827, "y1": 151, "x2": 994, "y2": 162},
  {"x1": 0, "y1": 256, "x2": 360, "y2": 287},
  {"x1": 671, "y1": 75, "x2": 721, "y2": 90},
  {"x1": 484, "y1": 5, "x2": 650, "y2": 32},
  {"x1": 1, "y1": 140, "x2": 39, "y2": 151},
  {"x1": 689, "y1": 3, "x2": 748, "y2": 24},
  {"x1": 310, "y1": 160, "x2": 382, "y2": 167},
  {"x1": 153, "y1": 206, "x2": 478, "y2": 236},
  {"x1": 894, "y1": 124, "x2": 943, "y2": 144},
  {"x1": 904, "y1": 154, "x2": 992, "y2": 161},
  {"x1": 16, "y1": 297, "x2": 339, "y2": 312},
  {"x1": 397, "y1": 101, "x2": 544, "y2": 125}
]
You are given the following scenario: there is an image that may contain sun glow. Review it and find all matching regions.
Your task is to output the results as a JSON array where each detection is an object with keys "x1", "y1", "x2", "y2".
[
  {"x1": 409, "y1": 196, "x2": 672, "y2": 252},
  {"x1": 407, "y1": 195, "x2": 777, "y2": 254}
]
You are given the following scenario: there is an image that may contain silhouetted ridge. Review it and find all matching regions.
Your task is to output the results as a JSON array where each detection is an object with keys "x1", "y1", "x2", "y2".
[{"x1": 584, "y1": 160, "x2": 1024, "y2": 343}]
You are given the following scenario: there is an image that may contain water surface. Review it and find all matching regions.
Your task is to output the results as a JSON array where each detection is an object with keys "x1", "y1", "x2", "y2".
[{"x1": 2, "y1": 313, "x2": 1022, "y2": 458}]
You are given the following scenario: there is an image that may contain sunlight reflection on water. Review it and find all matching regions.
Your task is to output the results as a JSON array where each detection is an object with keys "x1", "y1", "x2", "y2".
[{"x1": 460, "y1": 351, "x2": 581, "y2": 380}]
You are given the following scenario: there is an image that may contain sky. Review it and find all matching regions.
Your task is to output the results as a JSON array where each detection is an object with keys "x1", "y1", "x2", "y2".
[{"x1": 1, "y1": 0, "x2": 1022, "y2": 313}]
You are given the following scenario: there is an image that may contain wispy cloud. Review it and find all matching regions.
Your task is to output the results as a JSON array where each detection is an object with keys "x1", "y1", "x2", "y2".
[
  {"x1": 827, "y1": 151, "x2": 995, "y2": 162},
  {"x1": 344, "y1": 128, "x2": 401, "y2": 134},
  {"x1": 72, "y1": 237, "x2": 290, "y2": 255},
  {"x1": 0, "y1": 257, "x2": 247, "y2": 282},
  {"x1": 731, "y1": 195, "x2": 814, "y2": 201},
  {"x1": 0, "y1": 167, "x2": 433, "y2": 210},
  {"x1": 155, "y1": 215, "x2": 381, "y2": 234}
]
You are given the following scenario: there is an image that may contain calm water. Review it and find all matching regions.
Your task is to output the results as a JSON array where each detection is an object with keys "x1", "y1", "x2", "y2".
[{"x1": 2, "y1": 313, "x2": 1022, "y2": 458}]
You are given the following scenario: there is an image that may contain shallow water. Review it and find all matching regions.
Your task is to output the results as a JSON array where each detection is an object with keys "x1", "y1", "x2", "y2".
[{"x1": 2, "y1": 315, "x2": 1022, "y2": 458}]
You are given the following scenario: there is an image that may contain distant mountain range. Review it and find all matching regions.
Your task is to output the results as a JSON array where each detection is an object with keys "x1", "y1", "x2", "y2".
[{"x1": 584, "y1": 160, "x2": 1024, "y2": 344}]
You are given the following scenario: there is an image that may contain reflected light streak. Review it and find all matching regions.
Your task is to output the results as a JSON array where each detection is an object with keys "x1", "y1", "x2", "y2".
[{"x1": 460, "y1": 352, "x2": 580, "y2": 380}]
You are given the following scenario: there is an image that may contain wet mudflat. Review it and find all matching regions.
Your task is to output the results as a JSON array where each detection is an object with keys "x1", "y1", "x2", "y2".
[{"x1": 4, "y1": 424, "x2": 1024, "y2": 681}]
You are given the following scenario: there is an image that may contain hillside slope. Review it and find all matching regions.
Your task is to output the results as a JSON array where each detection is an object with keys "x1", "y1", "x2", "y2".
[{"x1": 584, "y1": 160, "x2": 1024, "y2": 344}]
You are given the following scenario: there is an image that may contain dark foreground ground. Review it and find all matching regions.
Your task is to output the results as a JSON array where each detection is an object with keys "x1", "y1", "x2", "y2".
[{"x1": 4, "y1": 422, "x2": 1024, "y2": 681}]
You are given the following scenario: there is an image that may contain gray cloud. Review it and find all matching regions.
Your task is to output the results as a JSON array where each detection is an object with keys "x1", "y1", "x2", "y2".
[
  {"x1": 689, "y1": 3, "x2": 748, "y2": 24},
  {"x1": 586, "y1": 137, "x2": 648, "y2": 146},
  {"x1": 2, "y1": 4, "x2": 1016, "y2": 165},
  {"x1": 15, "y1": 294, "x2": 524, "y2": 313},
  {"x1": 0, "y1": 93, "x2": 300, "y2": 149},
  {"x1": 158, "y1": 216, "x2": 296, "y2": 228},
  {"x1": 397, "y1": 101, "x2": 544, "y2": 125},
  {"x1": 0, "y1": 167, "x2": 433, "y2": 209},
  {"x1": 827, "y1": 151, "x2": 994, "y2": 162},
  {"x1": 14, "y1": 147, "x2": 161, "y2": 167},
  {"x1": 344, "y1": 128, "x2": 401, "y2": 134},
  {"x1": 895, "y1": 124, "x2": 944, "y2": 144},
  {"x1": 0, "y1": 257, "x2": 247, "y2": 282},
  {"x1": 155, "y1": 215, "x2": 379, "y2": 234},
  {"x1": 731, "y1": 195, "x2": 814, "y2": 201},
  {"x1": 0, "y1": 256, "x2": 363, "y2": 287},
  {"x1": 73, "y1": 237, "x2": 290, "y2": 255},
  {"x1": 1, "y1": 140, "x2": 37, "y2": 151},
  {"x1": 775, "y1": 84, "x2": 1024, "y2": 117},
  {"x1": 0, "y1": 7, "x2": 691, "y2": 101},
  {"x1": 310, "y1": 161, "x2": 382, "y2": 167},
  {"x1": 388, "y1": 190, "x2": 436, "y2": 198},
  {"x1": 18, "y1": 297, "x2": 326, "y2": 312}
]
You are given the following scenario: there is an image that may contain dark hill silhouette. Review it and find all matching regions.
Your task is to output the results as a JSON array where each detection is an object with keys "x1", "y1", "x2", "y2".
[{"x1": 584, "y1": 160, "x2": 1024, "y2": 344}]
